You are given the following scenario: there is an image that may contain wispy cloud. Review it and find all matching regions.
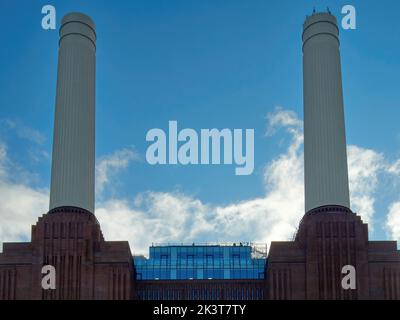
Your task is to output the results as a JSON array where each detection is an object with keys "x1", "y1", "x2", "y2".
[
  {"x1": 265, "y1": 107, "x2": 303, "y2": 137},
  {"x1": 1, "y1": 119, "x2": 50, "y2": 165},
  {"x1": 94, "y1": 108, "x2": 305, "y2": 255},
  {"x1": 1, "y1": 108, "x2": 400, "y2": 255},
  {"x1": 2, "y1": 119, "x2": 46, "y2": 145},
  {"x1": 97, "y1": 107, "x2": 396, "y2": 255},
  {"x1": 95, "y1": 147, "x2": 140, "y2": 195}
]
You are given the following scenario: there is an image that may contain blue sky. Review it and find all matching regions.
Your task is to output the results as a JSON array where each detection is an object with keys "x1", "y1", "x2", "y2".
[{"x1": 1, "y1": 0, "x2": 400, "y2": 254}]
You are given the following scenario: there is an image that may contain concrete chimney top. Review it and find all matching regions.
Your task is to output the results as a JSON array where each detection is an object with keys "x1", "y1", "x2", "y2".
[
  {"x1": 60, "y1": 12, "x2": 96, "y2": 47},
  {"x1": 302, "y1": 12, "x2": 339, "y2": 51}
]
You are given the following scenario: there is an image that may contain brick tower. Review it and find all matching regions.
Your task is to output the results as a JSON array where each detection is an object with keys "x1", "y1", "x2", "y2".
[
  {"x1": 267, "y1": 12, "x2": 400, "y2": 300},
  {"x1": 0, "y1": 13, "x2": 133, "y2": 300}
]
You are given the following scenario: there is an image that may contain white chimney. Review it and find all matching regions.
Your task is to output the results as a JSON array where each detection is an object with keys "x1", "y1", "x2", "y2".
[
  {"x1": 49, "y1": 12, "x2": 96, "y2": 213},
  {"x1": 303, "y1": 12, "x2": 350, "y2": 212}
]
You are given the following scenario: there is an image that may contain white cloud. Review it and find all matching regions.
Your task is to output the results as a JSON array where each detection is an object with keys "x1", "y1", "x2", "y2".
[
  {"x1": 347, "y1": 146, "x2": 384, "y2": 226},
  {"x1": 97, "y1": 108, "x2": 306, "y2": 255},
  {"x1": 385, "y1": 159, "x2": 400, "y2": 240},
  {"x1": 387, "y1": 159, "x2": 400, "y2": 176},
  {"x1": 97, "y1": 107, "x2": 392, "y2": 255},
  {"x1": 96, "y1": 193, "x2": 213, "y2": 255},
  {"x1": 265, "y1": 107, "x2": 303, "y2": 137},
  {"x1": 1, "y1": 108, "x2": 399, "y2": 257},
  {"x1": 386, "y1": 202, "x2": 400, "y2": 241},
  {"x1": 0, "y1": 183, "x2": 48, "y2": 245},
  {"x1": 0, "y1": 142, "x2": 49, "y2": 251},
  {"x1": 0, "y1": 143, "x2": 141, "y2": 251},
  {"x1": 96, "y1": 147, "x2": 139, "y2": 195}
]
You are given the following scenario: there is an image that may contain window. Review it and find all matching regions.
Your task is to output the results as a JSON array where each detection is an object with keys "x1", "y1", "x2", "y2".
[
  {"x1": 160, "y1": 254, "x2": 168, "y2": 266},
  {"x1": 233, "y1": 254, "x2": 240, "y2": 267},
  {"x1": 206, "y1": 255, "x2": 213, "y2": 266},
  {"x1": 187, "y1": 254, "x2": 194, "y2": 266},
  {"x1": 133, "y1": 245, "x2": 266, "y2": 281}
]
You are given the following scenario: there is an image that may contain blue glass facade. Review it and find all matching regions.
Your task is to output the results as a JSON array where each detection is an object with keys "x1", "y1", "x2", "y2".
[{"x1": 134, "y1": 244, "x2": 267, "y2": 280}]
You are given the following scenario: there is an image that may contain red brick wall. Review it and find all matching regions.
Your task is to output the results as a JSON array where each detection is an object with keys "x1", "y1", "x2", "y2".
[
  {"x1": 268, "y1": 206, "x2": 400, "y2": 300},
  {"x1": 0, "y1": 207, "x2": 133, "y2": 300},
  {"x1": 1, "y1": 205, "x2": 399, "y2": 300}
]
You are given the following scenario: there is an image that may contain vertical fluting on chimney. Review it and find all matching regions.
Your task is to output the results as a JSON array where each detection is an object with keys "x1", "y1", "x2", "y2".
[
  {"x1": 302, "y1": 12, "x2": 350, "y2": 212},
  {"x1": 49, "y1": 13, "x2": 96, "y2": 213}
]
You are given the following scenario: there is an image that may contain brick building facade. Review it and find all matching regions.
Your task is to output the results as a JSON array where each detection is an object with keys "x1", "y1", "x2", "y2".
[
  {"x1": 1, "y1": 204, "x2": 399, "y2": 300},
  {"x1": 0, "y1": 208, "x2": 133, "y2": 300},
  {"x1": 267, "y1": 206, "x2": 400, "y2": 300},
  {"x1": 1, "y1": 11, "x2": 400, "y2": 300}
]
